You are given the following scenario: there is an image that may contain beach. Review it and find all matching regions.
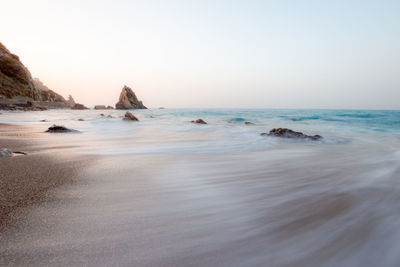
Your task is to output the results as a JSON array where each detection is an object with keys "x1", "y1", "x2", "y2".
[
  {"x1": 1, "y1": 109, "x2": 400, "y2": 266},
  {"x1": 0, "y1": 124, "x2": 92, "y2": 230}
]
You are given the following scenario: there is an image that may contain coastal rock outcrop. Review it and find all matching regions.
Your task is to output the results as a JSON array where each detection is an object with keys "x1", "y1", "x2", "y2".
[
  {"x1": 94, "y1": 105, "x2": 113, "y2": 109},
  {"x1": 115, "y1": 86, "x2": 147, "y2": 109},
  {"x1": 33, "y1": 78, "x2": 66, "y2": 102},
  {"x1": 261, "y1": 128, "x2": 322, "y2": 140},
  {"x1": 67, "y1": 95, "x2": 76, "y2": 107},
  {"x1": 191, "y1": 119, "x2": 207, "y2": 124},
  {"x1": 71, "y1": 103, "x2": 88, "y2": 110},
  {"x1": 0, "y1": 42, "x2": 40, "y2": 100},
  {"x1": 123, "y1": 111, "x2": 139, "y2": 121},
  {"x1": 45, "y1": 125, "x2": 78, "y2": 133},
  {"x1": 0, "y1": 42, "x2": 80, "y2": 110}
]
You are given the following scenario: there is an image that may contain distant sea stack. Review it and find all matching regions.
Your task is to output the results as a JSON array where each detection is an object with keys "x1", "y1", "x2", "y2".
[
  {"x1": 115, "y1": 85, "x2": 147, "y2": 109},
  {"x1": 0, "y1": 42, "x2": 77, "y2": 110}
]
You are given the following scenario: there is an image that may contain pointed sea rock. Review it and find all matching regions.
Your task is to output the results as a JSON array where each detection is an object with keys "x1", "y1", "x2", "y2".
[{"x1": 115, "y1": 86, "x2": 147, "y2": 109}]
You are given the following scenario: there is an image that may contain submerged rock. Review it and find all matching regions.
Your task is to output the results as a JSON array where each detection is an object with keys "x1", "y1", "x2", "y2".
[
  {"x1": 191, "y1": 119, "x2": 207, "y2": 124},
  {"x1": 115, "y1": 86, "x2": 147, "y2": 109},
  {"x1": 123, "y1": 111, "x2": 139, "y2": 121},
  {"x1": 262, "y1": 128, "x2": 322, "y2": 140},
  {"x1": 45, "y1": 125, "x2": 78, "y2": 133},
  {"x1": 0, "y1": 148, "x2": 13, "y2": 158},
  {"x1": 244, "y1": 121, "x2": 255, "y2": 125}
]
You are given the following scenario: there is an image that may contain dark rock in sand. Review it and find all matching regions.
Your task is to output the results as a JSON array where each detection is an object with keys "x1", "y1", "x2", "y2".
[
  {"x1": 100, "y1": 113, "x2": 105, "y2": 116},
  {"x1": 191, "y1": 119, "x2": 207, "y2": 124},
  {"x1": 13, "y1": 151, "x2": 27, "y2": 155},
  {"x1": 262, "y1": 128, "x2": 322, "y2": 140},
  {"x1": 244, "y1": 121, "x2": 255, "y2": 125},
  {"x1": 45, "y1": 125, "x2": 78, "y2": 133},
  {"x1": 78, "y1": 118, "x2": 84, "y2": 121},
  {"x1": 40, "y1": 119, "x2": 47, "y2": 122},
  {"x1": 115, "y1": 85, "x2": 147, "y2": 109},
  {"x1": 71, "y1": 103, "x2": 88, "y2": 110},
  {"x1": 123, "y1": 111, "x2": 139, "y2": 121}
]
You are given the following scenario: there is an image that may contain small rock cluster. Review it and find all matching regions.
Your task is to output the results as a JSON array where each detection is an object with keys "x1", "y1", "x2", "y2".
[
  {"x1": 123, "y1": 112, "x2": 139, "y2": 121},
  {"x1": 261, "y1": 128, "x2": 322, "y2": 140}
]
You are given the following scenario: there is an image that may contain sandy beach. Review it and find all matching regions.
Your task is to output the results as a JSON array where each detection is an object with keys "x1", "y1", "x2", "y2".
[
  {"x1": 1, "y1": 109, "x2": 400, "y2": 266},
  {"x1": 0, "y1": 123, "x2": 92, "y2": 230}
]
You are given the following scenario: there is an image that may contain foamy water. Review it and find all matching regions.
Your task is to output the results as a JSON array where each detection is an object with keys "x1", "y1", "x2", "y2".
[{"x1": 1, "y1": 109, "x2": 400, "y2": 266}]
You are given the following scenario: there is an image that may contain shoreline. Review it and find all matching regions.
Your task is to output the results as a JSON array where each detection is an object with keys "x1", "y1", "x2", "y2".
[{"x1": 0, "y1": 123, "x2": 92, "y2": 231}]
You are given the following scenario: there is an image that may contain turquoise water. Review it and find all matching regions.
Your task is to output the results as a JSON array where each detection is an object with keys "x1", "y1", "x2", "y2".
[
  {"x1": 1, "y1": 108, "x2": 399, "y2": 155},
  {"x1": 2, "y1": 108, "x2": 400, "y2": 266}
]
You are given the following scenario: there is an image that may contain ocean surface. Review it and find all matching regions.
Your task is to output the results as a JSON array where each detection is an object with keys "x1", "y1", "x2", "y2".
[{"x1": 1, "y1": 108, "x2": 400, "y2": 266}]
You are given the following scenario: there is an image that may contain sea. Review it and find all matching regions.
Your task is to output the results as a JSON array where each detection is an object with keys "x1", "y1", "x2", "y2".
[{"x1": 1, "y1": 108, "x2": 400, "y2": 266}]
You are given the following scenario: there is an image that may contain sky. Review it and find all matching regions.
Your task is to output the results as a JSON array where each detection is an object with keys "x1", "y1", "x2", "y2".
[{"x1": 1, "y1": 0, "x2": 399, "y2": 109}]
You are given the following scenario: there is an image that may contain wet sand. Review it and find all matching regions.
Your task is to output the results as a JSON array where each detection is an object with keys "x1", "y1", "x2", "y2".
[
  {"x1": 1, "y1": 122, "x2": 400, "y2": 266},
  {"x1": 0, "y1": 123, "x2": 92, "y2": 230}
]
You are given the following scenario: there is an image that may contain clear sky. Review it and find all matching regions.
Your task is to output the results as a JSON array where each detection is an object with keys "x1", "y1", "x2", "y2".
[{"x1": 1, "y1": 0, "x2": 399, "y2": 109}]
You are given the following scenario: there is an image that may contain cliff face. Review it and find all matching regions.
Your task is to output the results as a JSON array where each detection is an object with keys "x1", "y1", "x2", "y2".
[
  {"x1": 33, "y1": 78, "x2": 66, "y2": 103},
  {"x1": 115, "y1": 86, "x2": 147, "y2": 109},
  {"x1": 0, "y1": 42, "x2": 40, "y2": 100},
  {"x1": 0, "y1": 42, "x2": 78, "y2": 110}
]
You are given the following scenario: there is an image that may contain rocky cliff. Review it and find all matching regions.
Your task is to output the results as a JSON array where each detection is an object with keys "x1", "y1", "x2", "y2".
[
  {"x1": 33, "y1": 78, "x2": 67, "y2": 103},
  {"x1": 115, "y1": 85, "x2": 147, "y2": 109},
  {"x1": 0, "y1": 42, "x2": 40, "y2": 100},
  {"x1": 0, "y1": 42, "x2": 77, "y2": 110}
]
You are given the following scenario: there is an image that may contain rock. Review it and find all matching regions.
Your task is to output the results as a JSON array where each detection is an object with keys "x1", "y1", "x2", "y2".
[
  {"x1": 115, "y1": 85, "x2": 147, "y2": 109},
  {"x1": 33, "y1": 78, "x2": 68, "y2": 104},
  {"x1": 107, "y1": 115, "x2": 113, "y2": 118},
  {"x1": 13, "y1": 151, "x2": 27, "y2": 155},
  {"x1": 67, "y1": 95, "x2": 76, "y2": 107},
  {"x1": 94, "y1": 105, "x2": 107, "y2": 110},
  {"x1": 262, "y1": 128, "x2": 322, "y2": 140},
  {"x1": 94, "y1": 105, "x2": 114, "y2": 110},
  {"x1": 191, "y1": 119, "x2": 207, "y2": 124},
  {"x1": 45, "y1": 125, "x2": 78, "y2": 133},
  {"x1": 0, "y1": 148, "x2": 13, "y2": 158},
  {"x1": 0, "y1": 43, "x2": 75, "y2": 110},
  {"x1": 78, "y1": 118, "x2": 84, "y2": 121},
  {"x1": 123, "y1": 111, "x2": 139, "y2": 121},
  {"x1": 0, "y1": 42, "x2": 40, "y2": 100},
  {"x1": 100, "y1": 113, "x2": 105, "y2": 116},
  {"x1": 244, "y1": 121, "x2": 255, "y2": 125},
  {"x1": 40, "y1": 119, "x2": 47, "y2": 122},
  {"x1": 71, "y1": 103, "x2": 88, "y2": 110}
]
